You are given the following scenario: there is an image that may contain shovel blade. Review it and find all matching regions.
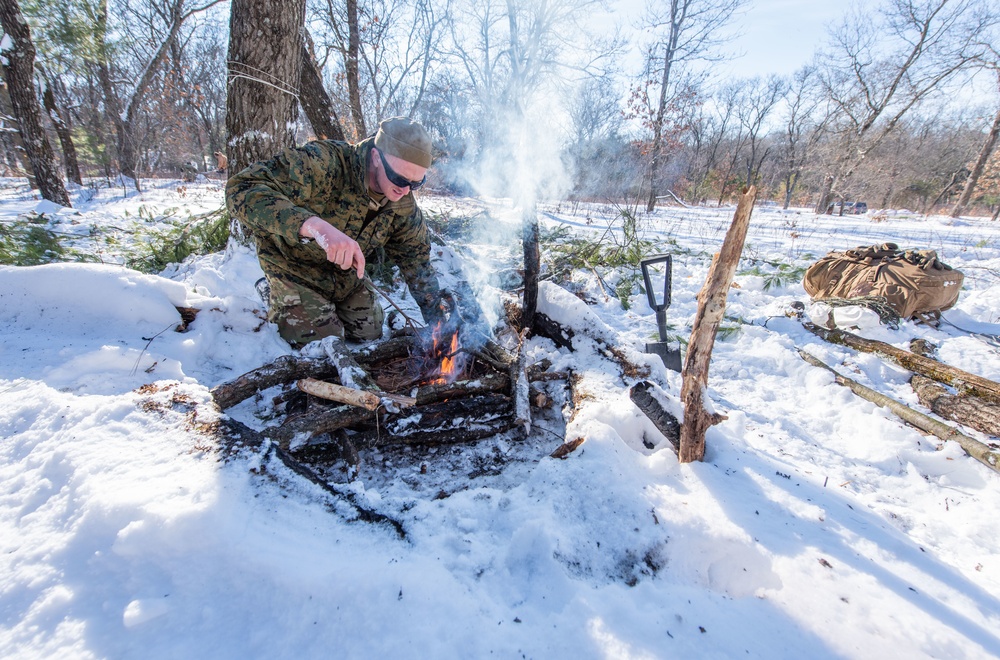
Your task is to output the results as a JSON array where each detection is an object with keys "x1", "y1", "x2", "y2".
[{"x1": 646, "y1": 341, "x2": 682, "y2": 372}]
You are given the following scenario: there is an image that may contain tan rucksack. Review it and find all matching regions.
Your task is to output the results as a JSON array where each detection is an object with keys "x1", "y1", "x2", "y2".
[{"x1": 802, "y1": 243, "x2": 964, "y2": 320}]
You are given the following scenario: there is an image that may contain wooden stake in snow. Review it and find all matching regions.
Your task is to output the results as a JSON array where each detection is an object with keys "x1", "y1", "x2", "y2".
[{"x1": 679, "y1": 186, "x2": 757, "y2": 463}]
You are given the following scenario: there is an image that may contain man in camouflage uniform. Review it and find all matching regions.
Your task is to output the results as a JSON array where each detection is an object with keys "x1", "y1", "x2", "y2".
[{"x1": 226, "y1": 117, "x2": 446, "y2": 346}]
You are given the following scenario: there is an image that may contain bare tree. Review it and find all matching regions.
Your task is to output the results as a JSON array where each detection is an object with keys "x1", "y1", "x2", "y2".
[
  {"x1": 226, "y1": 0, "x2": 306, "y2": 176},
  {"x1": 777, "y1": 66, "x2": 830, "y2": 209},
  {"x1": 300, "y1": 28, "x2": 345, "y2": 141},
  {"x1": 738, "y1": 74, "x2": 787, "y2": 186},
  {"x1": 952, "y1": 43, "x2": 1000, "y2": 217},
  {"x1": 314, "y1": 0, "x2": 445, "y2": 138},
  {"x1": 40, "y1": 71, "x2": 82, "y2": 185},
  {"x1": 0, "y1": 0, "x2": 70, "y2": 205},
  {"x1": 814, "y1": 0, "x2": 999, "y2": 214},
  {"x1": 638, "y1": 0, "x2": 747, "y2": 212}
]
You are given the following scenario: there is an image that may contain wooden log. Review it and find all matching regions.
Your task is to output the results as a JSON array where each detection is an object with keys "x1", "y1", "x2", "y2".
[
  {"x1": 352, "y1": 394, "x2": 517, "y2": 446},
  {"x1": 797, "y1": 349, "x2": 1000, "y2": 474},
  {"x1": 298, "y1": 378, "x2": 382, "y2": 410},
  {"x1": 512, "y1": 328, "x2": 531, "y2": 434},
  {"x1": 679, "y1": 187, "x2": 756, "y2": 462},
  {"x1": 911, "y1": 375, "x2": 1000, "y2": 438},
  {"x1": 211, "y1": 356, "x2": 335, "y2": 410},
  {"x1": 629, "y1": 381, "x2": 681, "y2": 453},
  {"x1": 265, "y1": 404, "x2": 378, "y2": 449},
  {"x1": 413, "y1": 372, "x2": 510, "y2": 406},
  {"x1": 533, "y1": 311, "x2": 575, "y2": 350},
  {"x1": 318, "y1": 337, "x2": 378, "y2": 390},
  {"x1": 804, "y1": 323, "x2": 1000, "y2": 405},
  {"x1": 354, "y1": 334, "x2": 422, "y2": 366}
]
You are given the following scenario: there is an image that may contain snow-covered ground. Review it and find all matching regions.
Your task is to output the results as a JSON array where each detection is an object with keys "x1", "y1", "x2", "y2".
[{"x1": 2, "y1": 177, "x2": 999, "y2": 659}]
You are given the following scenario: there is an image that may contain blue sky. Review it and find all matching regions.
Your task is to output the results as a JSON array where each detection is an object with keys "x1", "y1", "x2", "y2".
[{"x1": 721, "y1": 0, "x2": 847, "y2": 77}]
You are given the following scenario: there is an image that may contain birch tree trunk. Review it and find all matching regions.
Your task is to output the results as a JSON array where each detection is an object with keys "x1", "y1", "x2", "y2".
[{"x1": 0, "y1": 0, "x2": 70, "y2": 206}]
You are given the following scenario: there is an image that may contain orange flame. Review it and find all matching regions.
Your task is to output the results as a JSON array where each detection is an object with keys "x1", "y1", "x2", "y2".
[{"x1": 429, "y1": 322, "x2": 463, "y2": 385}]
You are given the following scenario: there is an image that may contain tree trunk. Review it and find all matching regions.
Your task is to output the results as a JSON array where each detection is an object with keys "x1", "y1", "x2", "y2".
[
  {"x1": 225, "y1": 0, "x2": 306, "y2": 176},
  {"x1": 344, "y1": 0, "x2": 366, "y2": 138},
  {"x1": 951, "y1": 101, "x2": 1000, "y2": 218},
  {"x1": 91, "y1": 0, "x2": 134, "y2": 188},
  {"x1": 679, "y1": 186, "x2": 756, "y2": 462},
  {"x1": 0, "y1": 0, "x2": 70, "y2": 206},
  {"x1": 815, "y1": 174, "x2": 835, "y2": 214},
  {"x1": 42, "y1": 80, "x2": 82, "y2": 185},
  {"x1": 804, "y1": 323, "x2": 1000, "y2": 404},
  {"x1": 300, "y1": 30, "x2": 345, "y2": 142},
  {"x1": 0, "y1": 81, "x2": 36, "y2": 185}
]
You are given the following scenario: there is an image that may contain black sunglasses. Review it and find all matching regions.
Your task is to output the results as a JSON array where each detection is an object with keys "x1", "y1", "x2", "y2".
[{"x1": 376, "y1": 148, "x2": 425, "y2": 190}]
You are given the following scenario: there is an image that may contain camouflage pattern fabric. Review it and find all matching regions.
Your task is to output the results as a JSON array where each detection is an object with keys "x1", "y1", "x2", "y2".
[
  {"x1": 226, "y1": 137, "x2": 444, "y2": 344},
  {"x1": 268, "y1": 275, "x2": 385, "y2": 345}
]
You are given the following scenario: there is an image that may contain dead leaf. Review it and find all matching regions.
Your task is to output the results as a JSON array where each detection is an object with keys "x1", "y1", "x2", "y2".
[{"x1": 550, "y1": 436, "x2": 585, "y2": 459}]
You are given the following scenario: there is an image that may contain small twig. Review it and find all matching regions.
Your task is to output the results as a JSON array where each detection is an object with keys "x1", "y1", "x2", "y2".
[
  {"x1": 369, "y1": 282, "x2": 426, "y2": 331},
  {"x1": 130, "y1": 322, "x2": 177, "y2": 376}
]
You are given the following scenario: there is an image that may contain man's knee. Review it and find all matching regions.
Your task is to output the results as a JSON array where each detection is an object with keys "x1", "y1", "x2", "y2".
[
  {"x1": 339, "y1": 283, "x2": 384, "y2": 341},
  {"x1": 267, "y1": 276, "x2": 344, "y2": 346}
]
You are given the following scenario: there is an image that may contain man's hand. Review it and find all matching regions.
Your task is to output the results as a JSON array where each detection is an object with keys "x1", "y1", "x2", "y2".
[{"x1": 300, "y1": 216, "x2": 365, "y2": 279}]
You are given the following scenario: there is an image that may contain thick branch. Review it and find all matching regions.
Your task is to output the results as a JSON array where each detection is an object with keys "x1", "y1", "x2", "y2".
[
  {"x1": 804, "y1": 324, "x2": 1000, "y2": 405},
  {"x1": 798, "y1": 350, "x2": 1000, "y2": 475}
]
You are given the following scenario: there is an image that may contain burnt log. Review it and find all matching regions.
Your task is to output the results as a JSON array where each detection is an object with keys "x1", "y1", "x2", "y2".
[
  {"x1": 211, "y1": 356, "x2": 334, "y2": 409},
  {"x1": 533, "y1": 311, "x2": 575, "y2": 350},
  {"x1": 208, "y1": 415, "x2": 404, "y2": 537},
  {"x1": 680, "y1": 187, "x2": 755, "y2": 462},
  {"x1": 266, "y1": 404, "x2": 379, "y2": 449},
  {"x1": 805, "y1": 323, "x2": 1000, "y2": 405},
  {"x1": 354, "y1": 335, "x2": 422, "y2": 366},
  {"x1": 414, "y1": 373, "x2": 510, "y2": 406},
  {"x1": 630, "y1": 381, "x2": 681, "y2": 453},
  {"x1": 911, "y1": 375, "x2": 1000, "y2": 438},
  {"x1": 351, "y1": 394, "x2": 518, "y2": 446}
]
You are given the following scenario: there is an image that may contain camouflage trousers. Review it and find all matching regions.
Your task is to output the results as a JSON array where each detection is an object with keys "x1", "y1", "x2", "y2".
[{"x1": 266, "y1": 274, "x2": 384, "y2": 346}]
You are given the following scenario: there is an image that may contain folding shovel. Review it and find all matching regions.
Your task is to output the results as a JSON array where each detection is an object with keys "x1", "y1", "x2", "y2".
[{"x1": 640, "y1": 254, "x2": 682, "y2": 372}]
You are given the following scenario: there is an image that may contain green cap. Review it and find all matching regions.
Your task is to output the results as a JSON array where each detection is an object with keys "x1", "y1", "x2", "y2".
[{"x1": 374, "y1": 117, "x2": 432, "y2": 168}]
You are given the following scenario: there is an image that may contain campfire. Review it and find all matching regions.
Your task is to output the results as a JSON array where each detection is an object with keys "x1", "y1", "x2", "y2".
[
  {"x1": 373, "y1": 321, "x2": 472, "y2": 392},
  {"x1": 210, "y1": 316, "x2": 532, "y2": 455}
]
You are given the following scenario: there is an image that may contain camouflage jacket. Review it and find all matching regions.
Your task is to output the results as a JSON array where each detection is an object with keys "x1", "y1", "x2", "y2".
[{"x1": 226, "y1": 137, "x2": 443, "y2": 322}]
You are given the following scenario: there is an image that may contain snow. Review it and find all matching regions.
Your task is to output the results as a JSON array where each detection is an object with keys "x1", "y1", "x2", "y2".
[{"x1": 2, "y1": 178, "x2": 1000, "y2": 658}]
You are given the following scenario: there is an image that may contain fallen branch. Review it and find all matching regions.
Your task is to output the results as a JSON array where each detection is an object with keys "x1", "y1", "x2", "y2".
[
  {"x1": 804, "y1": 323, "x2": 1000, "y2": 405},
  {"x1": 298, "y1": 378, "x2": 383, "y2": 410},
  {"x1": 797, "y1": 349, "x2": 1000, "y2": 474},
  {"x1": 211, "y1": 356, "x2": 334, "y2": 409}
]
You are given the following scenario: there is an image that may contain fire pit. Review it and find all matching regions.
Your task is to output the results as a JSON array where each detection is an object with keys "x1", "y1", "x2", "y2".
[{"x1": 210, "y1": 323, "x2": 529, "y2": 456}]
